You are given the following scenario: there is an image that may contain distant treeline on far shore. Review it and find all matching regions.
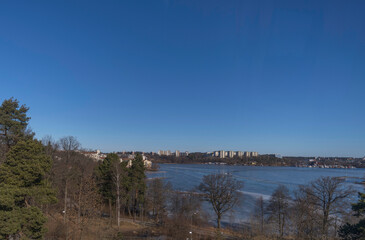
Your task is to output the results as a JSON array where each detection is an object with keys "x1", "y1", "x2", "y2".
[{"x1": 142, "y1": 152, "x2": 365, "y2": 168}]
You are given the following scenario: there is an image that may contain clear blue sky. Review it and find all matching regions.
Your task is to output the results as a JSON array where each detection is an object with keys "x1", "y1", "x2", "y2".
[{"x1": 1, "y1": 0, "x2": 365, "y2": 157}]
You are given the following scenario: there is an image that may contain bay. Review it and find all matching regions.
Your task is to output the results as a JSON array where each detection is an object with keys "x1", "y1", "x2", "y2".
[{"x1": 147, "y1": 163, "x2": 365, "y2": 225}]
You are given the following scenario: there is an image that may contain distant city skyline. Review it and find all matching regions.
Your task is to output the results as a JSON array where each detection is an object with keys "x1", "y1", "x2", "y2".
[
  {"x1": 1, "y1": 0, "x2": 365, "y2": 157},
  {"x1": 86, "y1": 148, "x2": 356, "y2": 158}
]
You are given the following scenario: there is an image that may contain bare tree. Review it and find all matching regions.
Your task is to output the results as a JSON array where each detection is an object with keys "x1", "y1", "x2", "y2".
[
  {"x1": 267, "y1": 185, "x2": 291, "y2": 239},
  {"x1": 303, "y1": 176, "x2": 354, "y2": 239},
  {"x1": 169, "y1": 191, "x2": 203, "y2": 223},
  {"x1": 75, "y1": 176, "x2": 102, "y2": 240},
  {"x1": 111, "y1": 160, "x2": 124, "y2": 228},
  {"x1": 53, "y1": 136, "x2": 80, "y2": 239},
  {"x1": 59, "y1": 136, "x2": 80, "y2": 162},
  {"x1": 291, "y1": 186, "x2": 321, "y2": 240},
  {"x1": 42, "y1": 135, "x2": 59, "y2": 158},
  {"x1": 146, "y1": 178, "x2": 172, "y2": 223},
  {"x1": 166, "y1": 191, "x2": 206, "y2": 239},
  {"x1": 107, "y1": 153, "x2": 130, "y2": 228},
  {"x1": 198, "y1": 173, "x2": 243, "y2": 229},
  {"x1": 250, "y1": 196, "x2": 266, "y2": 236}
]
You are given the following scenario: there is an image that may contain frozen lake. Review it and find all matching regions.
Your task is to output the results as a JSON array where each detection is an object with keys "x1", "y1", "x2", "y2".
[{"x1": 147, "y1": 164, "x2": 365, "y2": 224}]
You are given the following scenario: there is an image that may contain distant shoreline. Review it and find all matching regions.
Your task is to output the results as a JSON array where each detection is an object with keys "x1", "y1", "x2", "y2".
[{"x1": 151, "y1": 161, "x2": 362, "y2": 169}]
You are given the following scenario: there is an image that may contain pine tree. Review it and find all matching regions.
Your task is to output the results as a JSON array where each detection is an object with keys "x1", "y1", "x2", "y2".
[
  {"x1": 339, "y1": 192, "x2": 365, "y2": 240},
  {"x1": 0, "y1": 139, "x2": 56, "y2": 239},
  {"x1": 129, "y1": 154, "x2": 146, "y2": 216},
  {"x1": 95, "y1": 153, "x2": 123, "y2": 222},
  {"x1": 0, "y1": 98, "x2": 33, "y2": 150}
]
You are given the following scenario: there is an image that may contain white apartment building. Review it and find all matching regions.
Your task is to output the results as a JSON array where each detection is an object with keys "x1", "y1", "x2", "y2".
[
  {"x1": 228, "y1": 151, "x2": 235, "y2": 158},
  {"x1": 175, "y1": 150, "x2": 180, "y2": 157}
]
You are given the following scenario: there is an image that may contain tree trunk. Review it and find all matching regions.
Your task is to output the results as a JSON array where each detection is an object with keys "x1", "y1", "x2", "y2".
[
  {"x1": 323, "y1": 211, "x2": 329, "y2": 240},
  {"x1": 64, "y1": 180, "x2": 68, "y2": 223},
  {"x1": 135, "y1": 191, "x2": 138, "y2": 216},
  {"x1": 78, "y1": 177, "x2": 83, "y2": 224},
  {"x1": 281, "y1": 215, "x2": 285, "y2": 238},
  {"x1": 79, "y1": 225, "x2": 83, "y2": 240},
  {"x1": 141, "y1": 205, "x2": 143, "y2": 222},
  {"x1": 116, "y1": 172, "x2": 120, "y2": 228},
  {"x1": 65, "y1": 179, "x2": 69, "y2": 240},
  {"x1": 260, "y1": 200, "x2": 264, "y2": 233},
  {"x1": 128, "y1": 205, "x2": 131, "y2": 217},
  {"x1": 133, "y1": 192, "x2": 137, "y2": 221},
  {"x1": 217, "y1": 214, "x2": 221, "y2": 229},
  {"x1": 109, "y1": 199, "x2": 112, "y2": 226}
]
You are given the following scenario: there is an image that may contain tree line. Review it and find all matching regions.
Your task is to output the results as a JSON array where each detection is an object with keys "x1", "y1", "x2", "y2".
[
  {"x1": 0, "y1": 98, "x2": 205, "y2": 239},
  {"x1": 150, "y1": 153, "x2": 365, "y2": 168}
]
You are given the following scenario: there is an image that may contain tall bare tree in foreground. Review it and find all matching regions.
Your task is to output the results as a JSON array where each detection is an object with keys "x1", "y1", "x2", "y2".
[
  {"x1": 303, "y1": 176, "x2": 354, "y2": 239},
  {"x1": 146, "y1": 178, "x2": 172, "y2": 223},
  {"x1": 250, "y1": 196, "x2": 266, "y2": 237},
  {"x1": 291, "y1": 185, "x2": 321, "y2": 239},
  {"x1": 165, "y1": 191, "x2": 205, "y2": 239},
  {"x1": 267, "y1": 185, "x2": 291, "y2": 239},
  {"x1": 198, "y1": 173, "x2": 243, "y2": 229},
  {"x1": 110, "y1": 154, "x2": 126, "y2": 228},
  {"x1": 55, "y1": 136, "x2": 81, "y2": 239}
]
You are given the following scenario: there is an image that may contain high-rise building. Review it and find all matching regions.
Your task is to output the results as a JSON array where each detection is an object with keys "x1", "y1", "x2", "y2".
[
  {"x1": 236, "y1": 151, "x2": 243, "y2": 157},
  {"x1": 175, "y1": 150, "x2": 180, "y2": 157},
  {"x1": 158, "y1": 150, "x2": 172, "y2": 156},
  {"x1": 219, "y1": 150, "x2": 225, "y2": 158},
  {"x1": 211, "y1": 150, "x2": 257, "y2": 158}
]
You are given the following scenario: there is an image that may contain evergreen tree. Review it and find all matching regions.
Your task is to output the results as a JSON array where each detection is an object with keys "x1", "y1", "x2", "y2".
[
  {"x1": 95, "y1": 153, "x2": 118, "y2": 203},
  {"x1": 0, "y1": 98, "x2": 33, "y2": 150},
  {"x1": 339, "y1": 192, "x2": 365, "y2": 240},
  {"x1": 129, "y1": 153, "x2": 146, "y2": 215},
  {"x1": 0, "y1": 139, "x2": 56, "y2": 239},
  {"x1": 95, "y1": 153, "x2": 126, "y2": 221},
  {"x1": 95, "y1": 153, "x2": 146, "y2": 218}
]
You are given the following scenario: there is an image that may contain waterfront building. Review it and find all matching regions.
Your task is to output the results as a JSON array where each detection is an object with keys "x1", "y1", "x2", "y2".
[
  {"x1": 80, "y1": 149, "x2": 106, "y2": 161},
  {"x1": 158, "y1": 150, "x2": 172, "y2": 156},
  {"x1": 236, "y1": 151, "x2": 243, "y2": 157},
  {"x1": 121, "y1": 154, "x2": 152, "y2": 169},
  {"x1": 219, "y1": 150, "x2": 225, "y2": 158},
  {"x1": 182, "y1": 151, "x2": 189, "y2": 156},
  {"x1": 211, "y1": 150, "x2": 259, "y2": 158}
]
